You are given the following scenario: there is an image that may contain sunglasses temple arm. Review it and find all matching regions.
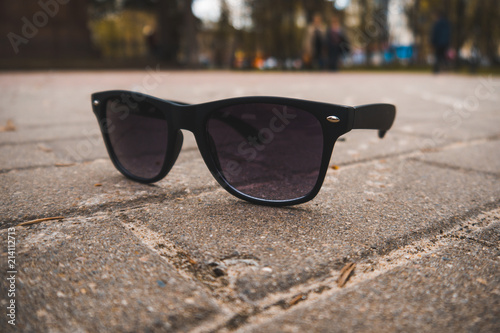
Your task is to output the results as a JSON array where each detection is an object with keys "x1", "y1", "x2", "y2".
[{"x1": 352, "y1": 104, "x2": 396, "y2": 138}]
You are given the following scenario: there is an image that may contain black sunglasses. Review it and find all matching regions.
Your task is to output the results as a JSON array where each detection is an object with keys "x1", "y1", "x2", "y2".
[{"x1": 91, "y1": 90, "x2": 396, "y2": 206}]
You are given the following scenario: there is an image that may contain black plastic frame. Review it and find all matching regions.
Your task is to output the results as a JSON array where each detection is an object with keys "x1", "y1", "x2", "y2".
[{"x1": 91, "y1": 90, "x2": 396, "y2": 206}]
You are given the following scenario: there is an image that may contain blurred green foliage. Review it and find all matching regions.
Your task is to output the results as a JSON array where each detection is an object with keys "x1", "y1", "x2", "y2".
[{"x1": 89, "y1": 10, "x2": 156, "y2": 59}]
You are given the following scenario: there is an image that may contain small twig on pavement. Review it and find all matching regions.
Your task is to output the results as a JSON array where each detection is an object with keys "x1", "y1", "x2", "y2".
[
  {"x1": 37, "y1": 144, "x2": 53, "y2": 152},
  {"x1": 288, "y1": 293, "x2": 307, "y2": 307},
  {"x1": 17, "y1": 216, "x2": 65, "y2": 226}
]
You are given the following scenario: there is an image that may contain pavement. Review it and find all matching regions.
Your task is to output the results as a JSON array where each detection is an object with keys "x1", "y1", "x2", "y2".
[{"x1": 0, "y1": 71, "x2": 499, "y2": 332}]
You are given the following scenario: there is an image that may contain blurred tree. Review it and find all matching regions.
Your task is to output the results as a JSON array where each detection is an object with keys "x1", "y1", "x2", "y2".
[
  {"x1": 358, "y1": 0, "x2": 369, "y2": 64},
  {"x1": 407, "y1": 0, "x2": 425, "y2": 64},
  {"x1": 471, "y1": 0, "x2": 499, "y2": 64},
  {"x1": 408, "y1": 0, "x2": 499, "y2": 67},
  {"x1": 88, "y1": 0, "x2": 118, "y2": 19},
  {"x1": 300, "y1": 0, "x2": 331, "y2": 22},
  {"x1": 88, "y1": 0, "x2": 158, "y2": 59},
  {"x1": 352, "y1": 0, "x2": 391, "y2": 65},
  {"x1": 213, "y1": 0, "x2": 234, "y2": 67},
  {"x1": 156, "y1": 0, "x2": 183, "y2": 63},
  {"x1": 177, "y1": 0, "x2": 200, "y2": 67}
]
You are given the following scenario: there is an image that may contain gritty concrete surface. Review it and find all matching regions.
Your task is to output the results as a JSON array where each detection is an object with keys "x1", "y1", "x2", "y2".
[
  {"x1": 238, "y1": 210, "x2": 500, "y2": 333},
  {"x1": 0, "y1": 71, "x2": 499, "y2": 332}
]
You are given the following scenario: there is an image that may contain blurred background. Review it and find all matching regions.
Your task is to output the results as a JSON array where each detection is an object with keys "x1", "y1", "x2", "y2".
[{"x1": 0, "y1": 0, "x2": 499, "y2": 72}]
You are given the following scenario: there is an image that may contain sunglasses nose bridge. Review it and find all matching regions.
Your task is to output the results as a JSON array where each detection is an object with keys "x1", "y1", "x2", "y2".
[{"x1": 171, "y1": 104, "x2": 197, "y2": 132}]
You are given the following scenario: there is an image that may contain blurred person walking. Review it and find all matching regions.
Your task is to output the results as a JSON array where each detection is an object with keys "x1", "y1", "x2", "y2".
[
  {"x1": 304, "y1": 14, "x2": 326, "y2": 70},
  {"x1": 326, "y1": 16, "x2": 350, "y2": 71},
  {"x1": 431, "y1": 11, "x2": 451, "y2": 73}
]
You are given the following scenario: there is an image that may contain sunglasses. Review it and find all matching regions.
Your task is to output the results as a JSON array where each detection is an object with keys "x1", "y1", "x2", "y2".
[{"x1": 91, "y1": 90, "x2": 396, "y2": 206}]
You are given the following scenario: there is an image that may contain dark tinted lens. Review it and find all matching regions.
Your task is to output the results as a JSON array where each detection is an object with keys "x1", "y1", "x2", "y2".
[
  {"x1": 207, "y1": 103, "x2": 323, "y2": 201},
  {"x1": 105, "y1": 98, "x2": 168, "y2": 179}
]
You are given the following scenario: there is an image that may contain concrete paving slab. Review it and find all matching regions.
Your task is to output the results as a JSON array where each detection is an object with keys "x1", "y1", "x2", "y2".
[
  {"x1": 0, "y1": 144, "x2": 63, "y2": 170},
  {"x1": 333, "y1": 131, "x2": 422, "y2": 165},
  {"x1": 0, "y1": 217, "x2": 227, "y2": 332}
]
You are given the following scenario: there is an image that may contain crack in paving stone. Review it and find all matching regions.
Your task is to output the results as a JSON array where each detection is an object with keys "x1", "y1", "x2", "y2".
[
  {"x1": 336, "y1": 134, "x2": 500, "y2": 169},
  {"x1": 0, "y1": 134, "x2": 102, "y2": 147},
  {"x1": 359, "y1": 199, "x2": 500, "y2": 258},
  {"x1": 409, "y1": 158, "x2": 500, "y2": 178},
  {"x1": 448, "y1": 234, "x2": 499, "y2": 249},
  {"x1": 122, "y1": 221, "x2": 260, "y2": 320},
  {"x1": 1, "y1": 186, "x2": 219, "y2": 228},
  {"x1": 0, "y1": 160, "x2": 97, "y2": 175},
  {"x1": 0, "y1": 145, "x2": 199, "y2": 173}
]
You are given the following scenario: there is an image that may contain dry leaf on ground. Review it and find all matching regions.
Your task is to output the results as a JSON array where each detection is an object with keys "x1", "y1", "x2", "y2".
[
  {"x1": 337, "y1": 262, "x2": 356, "y2": 288},
  {"x1": 0, "y1": 119, "x2": 16, "y2": 132}
]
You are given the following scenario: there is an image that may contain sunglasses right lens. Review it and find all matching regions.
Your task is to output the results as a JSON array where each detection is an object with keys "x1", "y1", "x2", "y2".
[
  {"x1": 105, "y1": 98, "x2": 168, "y2": 180},
  {"x1": 206, "y1": 103, "x2": 323, "y2": 201}
]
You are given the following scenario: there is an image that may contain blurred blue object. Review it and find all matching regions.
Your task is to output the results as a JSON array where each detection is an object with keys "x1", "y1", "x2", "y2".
[{"x1": 395, "y1": 45, "x2": 413, "y2": 60}]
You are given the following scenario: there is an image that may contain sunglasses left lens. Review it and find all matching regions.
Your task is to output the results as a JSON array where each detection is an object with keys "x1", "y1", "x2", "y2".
[{"x1": 105, "y1": 98, "x2": 168, "y2": 180}]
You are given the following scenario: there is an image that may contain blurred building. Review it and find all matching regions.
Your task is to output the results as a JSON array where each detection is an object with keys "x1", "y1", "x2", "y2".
[{"x1": 0, "y1": 0, "x2": 94, "y2": 62}]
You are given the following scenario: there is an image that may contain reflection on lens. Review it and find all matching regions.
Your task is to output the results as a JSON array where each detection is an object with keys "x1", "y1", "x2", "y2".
[
  {"x1": 106, "y1": 98, "x2": 168, "y2": 179},
  {"x1": 207, "y1": 103, "x2": 323, "y2": 200}
]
